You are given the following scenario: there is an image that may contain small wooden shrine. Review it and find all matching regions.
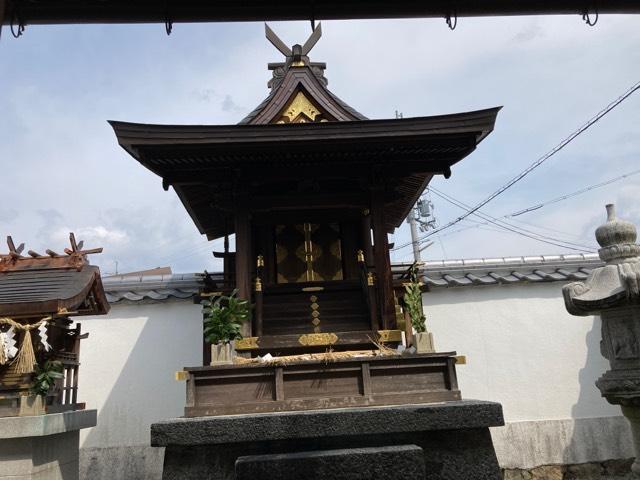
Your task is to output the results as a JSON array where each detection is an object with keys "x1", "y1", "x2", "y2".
[
  {"x1": 112, "y1": 25, "x2": 499, "y2": 416},
  {"x1": 0, "y1": 233, "x2": 109, "y2": 416}
]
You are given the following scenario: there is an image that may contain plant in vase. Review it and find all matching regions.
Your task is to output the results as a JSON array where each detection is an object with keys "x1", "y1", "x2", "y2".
[
  {"x1": 21, "y1": 360, "x2": 63, "y2": 416},
  {"x1": 202, "y1": 290, "x2": 249, "y2": 365},
  {"x1": 404, "y1": 263, "x2": 435, "y2": 353}
]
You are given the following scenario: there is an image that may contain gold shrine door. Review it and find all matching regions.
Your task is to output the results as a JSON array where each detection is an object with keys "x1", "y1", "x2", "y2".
[{"x1": 275, "y1": 223, "x2": 344, "y2": 283}]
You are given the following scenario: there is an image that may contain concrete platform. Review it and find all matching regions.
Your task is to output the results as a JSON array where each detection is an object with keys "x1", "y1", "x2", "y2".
[
  {"x1": 152, "y1": 400, "x2": 504, "y2": 480},
  {"x1": 0, "y1": 410, "x2": 96, "y2": 480}
]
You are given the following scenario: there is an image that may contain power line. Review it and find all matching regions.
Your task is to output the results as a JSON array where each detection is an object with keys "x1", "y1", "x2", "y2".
[
  {"x1": 392, "y1": 79, "x2": 640, "y2": 250},
  {"x1": 509, "y1": 168, "x2": 640, "y2": 217},
  {"x1": 410, "y1": 166, "x2": 640, "y2": 244},
  {"x1": 432, "y1": 187, "x2": 595, "y2": 249},
  {"x1": 427, "y1": 187, "x2": 596, "y2": 252}
]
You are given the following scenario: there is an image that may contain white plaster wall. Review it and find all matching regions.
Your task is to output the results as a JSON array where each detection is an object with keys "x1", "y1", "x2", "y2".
[
  {"x1": 424, "y1": 282, "x2": 620, "y2": 423},
  {"x1": 75, "y1": 301, "x2": 202, "y2": 449},
  {"x1": 424, "y1": 282, "x2": 629, "y2": 468}
]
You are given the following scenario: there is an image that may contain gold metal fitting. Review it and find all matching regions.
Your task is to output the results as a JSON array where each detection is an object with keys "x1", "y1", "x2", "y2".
[
  {"x1": 357, "y1": 249, "x2": 365, "y2": 263},
  {"x1": 377, "y1": 330, "x2": 402, "y2": 343},
  {"x1": 236, "y1": 337, "x2": 260, "y2": 350},
  {"x1": 254, "y1": 277, "x2": 263, "y2": 292},
  {"x1": 257, "y1": 255, "x2": 264, "y2": 267},
  {"x1": 367, "y1": 272, "x2": 375, "y2": 286},
  {"x1": 298, "y1": 332, "x2": 338, "y2": 346}
]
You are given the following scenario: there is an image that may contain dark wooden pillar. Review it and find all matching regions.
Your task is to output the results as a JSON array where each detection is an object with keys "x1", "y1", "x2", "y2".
[
  {"x1": 235, "y1": 191, "x2": 252, "y2": 337},
  {"x1": 371, "y1": 189, "x2": 396, "y2": 330},
  {"x1": 340, "y1": 222, "x2": 358, "y2": 280}
]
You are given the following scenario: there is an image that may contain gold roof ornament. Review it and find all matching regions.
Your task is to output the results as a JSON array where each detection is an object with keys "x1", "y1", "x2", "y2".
[{"x1": 280, "y1": 91, "x2": 322, "y2": 123}]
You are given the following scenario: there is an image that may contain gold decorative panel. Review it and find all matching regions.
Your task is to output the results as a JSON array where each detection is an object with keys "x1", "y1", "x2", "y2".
[
  {"x1": 275, "y1": 223, "x2": 343, "y2": 283},
  {"x1": 277, "y1": 91, "x2": 321, "y2": 123},
  {"x1": 377, "y1": 330, "x2": 403, "y2": 343},
  {"x1": 298, "y1": 332, "x2": 338, "y2": 346},
  {"x1": 235, "y1": 337, "x2": 260, "y2": 350}
]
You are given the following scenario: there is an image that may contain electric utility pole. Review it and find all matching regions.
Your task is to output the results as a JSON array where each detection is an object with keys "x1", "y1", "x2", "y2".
[{"x1": 407, "y1": 191, "x2": 437, "y2": 262}]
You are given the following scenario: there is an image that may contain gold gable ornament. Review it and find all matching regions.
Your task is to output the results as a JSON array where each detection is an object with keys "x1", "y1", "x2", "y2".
[{"x1": 278, "y1": 91, "x2": 322, "y2": 123}]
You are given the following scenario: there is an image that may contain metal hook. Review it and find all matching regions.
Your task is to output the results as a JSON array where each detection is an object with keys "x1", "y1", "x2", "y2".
[
  {"x1": 164, "y1": 0, "x2": 173, "y2": 35},
  {"x1": 445, "y1": 8, "x2": 457, "y2": 31},
  {"x1": 582, "y1": 7, "x2": 598, "y2": 26},
  {"x1": 10, "y1": 8, "x2": 25, "y2": 38},
  {"x1": 310, "y1": 0, "x2": 316, "y2": 32}
]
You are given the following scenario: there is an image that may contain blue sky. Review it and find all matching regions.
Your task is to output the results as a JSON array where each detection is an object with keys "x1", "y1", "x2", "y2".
[{"x1": 0, "y1": 16, "x2": 638, "y2": 273}]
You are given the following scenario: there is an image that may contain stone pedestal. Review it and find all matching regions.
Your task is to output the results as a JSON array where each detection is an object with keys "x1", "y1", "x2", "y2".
[
  {"x1": 151, "y1": 400, "x2": 504, "y2": 480},
  {"x1": 0, "y1": 410, "x2": 96, "y2": 480}
]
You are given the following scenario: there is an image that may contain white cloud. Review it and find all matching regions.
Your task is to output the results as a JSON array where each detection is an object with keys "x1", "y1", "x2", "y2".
[{"x1": 52, "y1": 226, "x2": 129, "y2": 247}]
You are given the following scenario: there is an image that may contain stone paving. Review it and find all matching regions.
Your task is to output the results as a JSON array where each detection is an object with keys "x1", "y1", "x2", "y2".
[{"x1": 503, "y1": 459, "x2": 634, "y2": 479}]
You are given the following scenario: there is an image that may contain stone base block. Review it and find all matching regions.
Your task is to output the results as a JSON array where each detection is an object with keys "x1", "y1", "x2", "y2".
[
  {"x1": 0, "y1": 410, "x2": 96, "y2": 480},
  {"x1": 235, "y1": 445, "x2": 425, "y2": 480},
  {"x1": 152, "y1": 400, "x2": 504, "y2": 480}
]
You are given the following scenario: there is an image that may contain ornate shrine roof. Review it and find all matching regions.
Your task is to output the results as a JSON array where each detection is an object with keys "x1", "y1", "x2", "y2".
[
  {"x1": 0, "y1": 234, "x2": 110, "y2": 317},
  {"x1": 111, "y1": 25, "x2": 499, "y2": 240}
]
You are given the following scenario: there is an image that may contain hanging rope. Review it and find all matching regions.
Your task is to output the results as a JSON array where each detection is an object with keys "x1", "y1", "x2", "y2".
[
  {"x1": 0, "y1": 316, "x2": 51, "y2": 373},
  {"x1": 582, "y1": 7, "x2": 598, "y2": 26},
  {"x1": 445, "y1": 7, "x2": 458, "y2": 31}
]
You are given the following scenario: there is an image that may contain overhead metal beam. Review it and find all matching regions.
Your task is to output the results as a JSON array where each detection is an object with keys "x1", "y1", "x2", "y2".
[
  {"x1": 0, "y1": 0, "x2": 5, "y2": 38},
  {"x1": 1, "y1": 0, "x2": 637, "y2": 26}
]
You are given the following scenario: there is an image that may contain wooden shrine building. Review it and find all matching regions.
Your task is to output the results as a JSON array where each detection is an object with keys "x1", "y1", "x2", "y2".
[
  {"x1": 112, "y1": 25, "x2": 499, "y2": 415},
  {"x1": 112, "y1": 25, "x2": 498, "y2": 358},
  {"x1": 0, "y1": 234, "x2": 109, "y2": 416}
]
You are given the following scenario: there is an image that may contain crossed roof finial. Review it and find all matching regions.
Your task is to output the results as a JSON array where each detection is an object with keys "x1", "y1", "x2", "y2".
[{"x1": 265, "y1": 22, "x2": 322, "y2": 67}]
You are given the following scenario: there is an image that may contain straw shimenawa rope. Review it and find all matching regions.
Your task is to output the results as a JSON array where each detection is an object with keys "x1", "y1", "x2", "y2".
[
  {"x1": 233, "y1": 348, "x2": 400, "y2": 367},
  {"x1": 0, "y1": 332, "x2": 6, "y2": 365},
  {"x1": 0, "y1": 317, "x2": 51, "y2": 374}
]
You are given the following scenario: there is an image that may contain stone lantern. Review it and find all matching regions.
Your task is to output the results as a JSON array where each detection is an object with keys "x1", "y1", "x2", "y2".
[{"x1": 564, "y1": 204, "x2": 640, "y2": 475}]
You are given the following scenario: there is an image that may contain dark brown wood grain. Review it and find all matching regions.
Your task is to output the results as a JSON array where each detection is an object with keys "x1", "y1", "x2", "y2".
[{"x1": 183, "y1": 353, "x2": 460, "y2": 417}]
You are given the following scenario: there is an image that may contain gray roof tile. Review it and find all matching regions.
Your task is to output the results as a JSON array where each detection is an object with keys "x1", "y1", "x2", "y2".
[
  {"x1": 103, "y1": 253, "x2": 605, "y2": 302},
  {"x1": 412, "y1": 253, "x2": 603, "y2": 288},
  {"x1": 103, "y1": 273, "x2": 203, "y2": 304}
]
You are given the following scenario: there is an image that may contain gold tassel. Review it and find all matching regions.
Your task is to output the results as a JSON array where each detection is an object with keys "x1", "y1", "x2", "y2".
[{"x1": 12, "y1": 329, "x2": 36, "y2": 374}]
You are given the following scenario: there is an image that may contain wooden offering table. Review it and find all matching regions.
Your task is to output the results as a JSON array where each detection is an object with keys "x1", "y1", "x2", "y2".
[{"x1": 181, "y1": 352, "x2": 461, "y2": 417}]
